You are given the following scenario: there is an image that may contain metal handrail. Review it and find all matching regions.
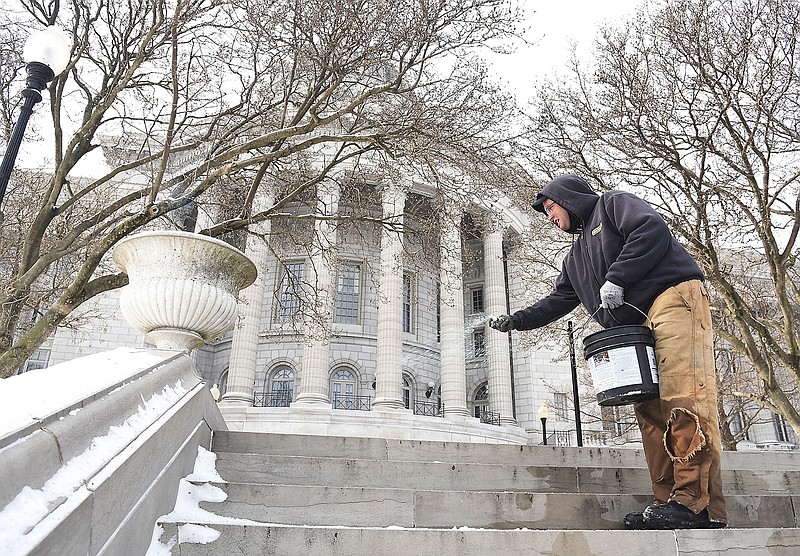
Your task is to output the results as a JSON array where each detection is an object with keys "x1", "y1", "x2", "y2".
[
  {"x1": 413, "y1": 401, "x2": 443, "y2": 417},
  {"x1": 253, "y1": 391, "x2": 293, "y2": 408},
  {"x1": 479, "y1": 410, "x2": 501, "y2": 426},
  {"x1": 332, "y1": 394, "x2": 371, "y2": 411}
]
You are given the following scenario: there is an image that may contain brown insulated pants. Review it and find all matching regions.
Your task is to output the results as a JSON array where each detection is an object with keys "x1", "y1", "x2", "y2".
[{"x1": 634, "y1": 280, "x2": 727, "y2": 523}]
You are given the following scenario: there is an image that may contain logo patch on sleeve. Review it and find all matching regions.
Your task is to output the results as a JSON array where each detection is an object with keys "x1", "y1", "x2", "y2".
[{"x1": 591, "y1": 223, "x2": 603, "y2": 236}]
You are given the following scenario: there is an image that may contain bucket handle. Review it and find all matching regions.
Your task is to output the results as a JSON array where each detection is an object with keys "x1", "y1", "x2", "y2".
[
  {"x1": 621, "y1": 301, "x2": 654, "y2": 328},
  {"x1": 584, "y1": 301, "x2": 654, "y2": 330}
]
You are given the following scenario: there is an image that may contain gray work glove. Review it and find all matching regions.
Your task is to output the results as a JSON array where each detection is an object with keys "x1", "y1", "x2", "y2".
[
  {"x1": 599, "y1": 280, "x2": 625, "y2": 309},
  {"x1": 489, "y1": 314, "x2": 516, "y2": 332}
]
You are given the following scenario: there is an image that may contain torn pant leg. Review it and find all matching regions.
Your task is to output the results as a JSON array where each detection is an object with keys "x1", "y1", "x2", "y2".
[{"x1": 664, "y1": 407, "x2": 712, "y2": 512}]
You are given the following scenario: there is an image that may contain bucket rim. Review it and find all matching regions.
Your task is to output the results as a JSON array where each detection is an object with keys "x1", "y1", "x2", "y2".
[{"x1": 583, "y1": 325, "x2": 654, "y2": 344}]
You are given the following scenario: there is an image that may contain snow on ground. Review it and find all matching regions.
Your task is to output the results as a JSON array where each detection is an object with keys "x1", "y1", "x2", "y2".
[{"x1": 146, "y1": 446, "x2": 258, "y2": 554}]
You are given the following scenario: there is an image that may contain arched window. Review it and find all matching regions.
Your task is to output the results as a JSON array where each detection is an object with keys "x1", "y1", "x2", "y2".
[
  {"x1": 472, "y1": 381, "x2": 489, "y2": 419},
  {"x1": 331, "y1": 367, "x2": 357, "y2": 409},
  {"x1": 255, "y1": 366, "x2": 295, "y2": 407}
]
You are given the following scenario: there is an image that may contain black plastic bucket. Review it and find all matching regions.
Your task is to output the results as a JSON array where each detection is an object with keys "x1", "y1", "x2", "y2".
[{"x1": 582, "y1": 325, "x2": 659, "y2": 406}]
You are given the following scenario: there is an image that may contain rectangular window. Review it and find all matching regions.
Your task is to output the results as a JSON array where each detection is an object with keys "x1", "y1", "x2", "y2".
[
  {"x1": 471, "y1": 288, "x2": 484, "y2": 314},
  {"x1": 402, "y1": 273, "x2": 413, "y2": 333},
  {"x1": 774, "y1": 413, "x2": 789, "y2": 442},
  {"x1": 554, "y1": 392, "x2": 569, "y2": 420},
  {"x1": 20, "y1": 334, "x2": 53, "y2": 374},
  {"x1": 277, "y1": 261, "x2": 304, "y2": 320},
  {"x1": 334, "y1": 263, "x2": 361, "y2": 324},
  {"x1": 21, "y1": 347, "x2": 50, "y2": 373},
  {"x1": 472, "y1": 329, "x2": 486, "y2": 357}
]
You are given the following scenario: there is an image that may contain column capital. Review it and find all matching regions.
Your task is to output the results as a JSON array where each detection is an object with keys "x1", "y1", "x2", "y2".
[
  {"x1": 377, "y1": 180, "x2": 409, "y2": 213},
  {"x1": 480, "y1": 213, "x2": 509, "y2": 239}
]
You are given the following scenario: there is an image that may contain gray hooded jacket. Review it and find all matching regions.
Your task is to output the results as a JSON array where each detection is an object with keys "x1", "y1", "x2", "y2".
[{"x1": 513, "y1": 175, "x2": 704, "y2": 329}]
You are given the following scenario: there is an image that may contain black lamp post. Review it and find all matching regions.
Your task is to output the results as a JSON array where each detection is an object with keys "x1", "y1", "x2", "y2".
[
  {"x1": 538, "y1": 404, "x2": 549, "y2": 445},
  {"x1": 0, "y1": 26, "x2": 70, "y2": 209}
]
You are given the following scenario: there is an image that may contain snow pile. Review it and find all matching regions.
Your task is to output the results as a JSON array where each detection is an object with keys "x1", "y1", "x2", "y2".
[{"x1": 147, "y1": 446, "x2": 259, "y2": 554}]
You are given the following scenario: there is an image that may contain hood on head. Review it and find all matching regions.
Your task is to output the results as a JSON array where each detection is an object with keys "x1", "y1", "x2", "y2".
[{"x1": 532, "y1": 175, "x2": 600, "y2": 233}]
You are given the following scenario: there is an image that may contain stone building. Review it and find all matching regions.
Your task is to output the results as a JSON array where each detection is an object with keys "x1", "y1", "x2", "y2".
[{"x1": 21, "y1": 169, "x2": 798, "y2": 449}]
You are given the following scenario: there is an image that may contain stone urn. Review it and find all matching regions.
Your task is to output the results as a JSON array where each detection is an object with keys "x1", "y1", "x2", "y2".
[{"x1": 112, "y1": 231, "x2": 257, "y2": 350}]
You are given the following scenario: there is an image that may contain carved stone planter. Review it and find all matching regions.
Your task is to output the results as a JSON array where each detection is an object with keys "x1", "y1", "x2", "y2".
[{"x1": 112, "y1": 231, "x2": 257, "y2": 350}]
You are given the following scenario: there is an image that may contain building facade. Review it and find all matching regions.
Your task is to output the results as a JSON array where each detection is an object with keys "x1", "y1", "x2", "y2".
[{"x1": 25, "y1": 174, "x2": 798, "y2": 449}]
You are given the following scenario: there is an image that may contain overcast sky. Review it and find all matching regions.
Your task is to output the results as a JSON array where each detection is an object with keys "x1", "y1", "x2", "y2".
[{"x1": 486, "y1": 0, "x2": 644, "y2": 101}]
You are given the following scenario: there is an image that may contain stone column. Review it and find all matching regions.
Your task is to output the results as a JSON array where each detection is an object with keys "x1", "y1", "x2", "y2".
[
  {"x1": 293, "y1": 180, "x2": 340, "y2": 405},
  {"x1": 484, "y1": 223, "x2": 516, "y2": 425},
  {"x1": 220, "y1": 193, "x2": 274, "y2": 406},
  {"x1": 439, "y1": 208, "x2": 470, "y2": 418},
  {"x1": 371, "y1": 182, "x2": 408, "y2": 411}
]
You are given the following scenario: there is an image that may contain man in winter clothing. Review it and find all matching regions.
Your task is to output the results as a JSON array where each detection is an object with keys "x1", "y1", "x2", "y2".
[{"x1": 490, "y1": 174, "x2": 727, "y2": 529}]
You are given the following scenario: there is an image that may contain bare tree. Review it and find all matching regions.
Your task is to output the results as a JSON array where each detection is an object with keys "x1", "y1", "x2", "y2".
[
  {"x1": 0, "y1": 0, "x2": 529, "y2": 378},
  {"x1": 523, "y1": 0, "x2": 800, "y2": 435}
]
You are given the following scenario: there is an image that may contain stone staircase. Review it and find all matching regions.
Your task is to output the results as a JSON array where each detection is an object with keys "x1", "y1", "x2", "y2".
[{"x1": 155, "y1": 431, "x2": 800, "y2": 555}]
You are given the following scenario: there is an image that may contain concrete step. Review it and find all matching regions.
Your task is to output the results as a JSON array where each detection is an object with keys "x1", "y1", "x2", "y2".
[
  {"x1": 156, "y1": 522, "x2": 800, "y2": 556},
  {"x1": 213, "y1": 452, "x2": 800, "y2": 496},
  {"x1": 211, "y1": 430, "x2": 652, "y2": 467},
  {"x1": 212, "y1": 430, "x2": 800, "y2": 470},
  {"x1": 189, "y1": 482, "x2": 797, "y2": 530}
]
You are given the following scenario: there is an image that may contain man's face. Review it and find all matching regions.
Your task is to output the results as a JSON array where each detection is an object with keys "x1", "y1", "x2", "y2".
[{"x1": 543, "y1": 199, "x2": 571, "y2": 231}]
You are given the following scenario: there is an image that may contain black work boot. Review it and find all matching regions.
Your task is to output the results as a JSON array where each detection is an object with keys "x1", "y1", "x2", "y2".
[
  {"x1": 624, "y1": 501, "x2": 665, "y2": 529},
  {"x1": 623, "y1": 509, "x2": 649, "y2": 529},
  {"x1": 643, "y1": 500, "x2": 727, "y2": 529}
]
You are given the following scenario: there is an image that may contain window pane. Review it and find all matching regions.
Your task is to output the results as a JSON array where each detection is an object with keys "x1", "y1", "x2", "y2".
[
  {"x1": 471, "y1": 289, "x2": 484, "y2": 313},
  {"x1": 333, "y1": 369, "x2": 355, "y2": 381},
  {"x1": 473, "y1": 330, "x2": 486, "y2": 357},
  {"x1": 22, "y1": 348, "x2": 51, "y2": 373},
  {"x1": 334, "y1": 264, "x2": 361, "y2": 324},
  {"x1": 277, "y1": 262, "x2": 304, "y2": 320},
  {"x1": 267, "y1": 367, "x2": 294, "y2": 406},
  {"x1": 402, "y1": 376, "x2": 410, "y2": 409},
  {"x1": 554, "y1": 392, "x2": 569, "y2": 419},
  {"x1": 331, "y1": 367, "x2": 357, "y2": 409},
  {"x1": 402, "y1": 274, "x2": 412, "y2": 333}
]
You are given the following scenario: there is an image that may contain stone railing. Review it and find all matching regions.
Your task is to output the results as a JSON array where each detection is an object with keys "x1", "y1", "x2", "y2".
[{"x1": 0, "y1": 349, "x2": 226, "y2": 555}]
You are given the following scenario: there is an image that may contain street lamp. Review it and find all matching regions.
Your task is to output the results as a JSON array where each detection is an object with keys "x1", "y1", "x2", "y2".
[
  {"x1": 538, "y1": 404, "x2": 549, "y2": 445},
  {"x1": 425, "y1": 381, "x2": 435, "y2": 398},
  {"x1": 0, "y1": 26, "x2": 70, "y2": 209}
]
